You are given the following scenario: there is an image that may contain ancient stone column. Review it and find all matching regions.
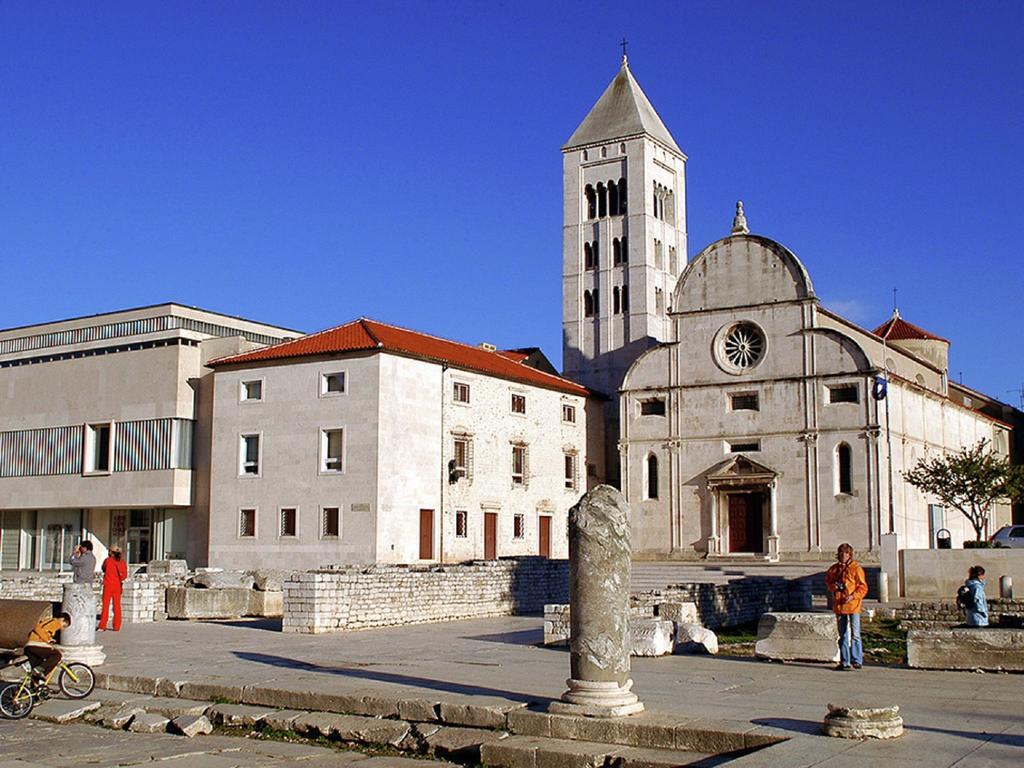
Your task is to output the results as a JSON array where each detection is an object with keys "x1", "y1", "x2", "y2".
[
  {"x1": 549, "y1": 485, "x2": 643, "y2": 717},
  {"x1": 57, "y1": 582, "x2": 105, "y2": 665}
]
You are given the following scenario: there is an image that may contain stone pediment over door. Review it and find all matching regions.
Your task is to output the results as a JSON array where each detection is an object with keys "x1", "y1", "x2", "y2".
[{"x1": 705, "y1": 455, "x2": 777, "y2": 488}]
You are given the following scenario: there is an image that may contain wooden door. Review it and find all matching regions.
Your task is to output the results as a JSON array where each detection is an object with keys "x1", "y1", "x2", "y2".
[
  {"x1": 418, "y1": 509, "x2": 433, "y2": 560},
  {"x1": 538, "y1": 516, "x2": 551, "y2": 558},
  {"x1": 484, "y1": 512, "x2": 498, "y2": 560},
  {"x1": 727, "y1": 493, "x2": 764, "y2": 553}
]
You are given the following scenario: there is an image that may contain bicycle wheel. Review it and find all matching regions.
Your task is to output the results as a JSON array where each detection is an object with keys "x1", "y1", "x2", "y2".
[
  {"x1": 0, "y1": 682, "x2": 33, "y2": 719},
  {"x1": 58, "y1": 662, "x2": 95, "y2": 698}
]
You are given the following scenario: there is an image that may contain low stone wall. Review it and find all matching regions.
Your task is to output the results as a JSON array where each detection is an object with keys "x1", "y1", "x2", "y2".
[
  {"x1": 884, "y1": 598, "x2": 1024, "y2": 629},
  {"x1": 0, "y1": 571, "x2": 93, "y2": 602},
  {"x1": 283, "y1": 558, "x2": 569, "y2": 634},
  {"x1": 631, "y1": 577, "x2": 813, "y2": 629},
  {"x1": 907, "y1": 627, "x2": 1024, "y2": 671}
]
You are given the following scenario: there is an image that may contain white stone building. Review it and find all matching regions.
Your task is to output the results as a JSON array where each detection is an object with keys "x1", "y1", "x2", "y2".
[
  {"x1": 206, "y1": 318, "x2": 601, "y2": 570},
  {"x1": 0, "y1": 304, "x2": 300, "y2": 571},
  {"x1": 619, "y1": 218, "x2": 1013, "y2": 560}
]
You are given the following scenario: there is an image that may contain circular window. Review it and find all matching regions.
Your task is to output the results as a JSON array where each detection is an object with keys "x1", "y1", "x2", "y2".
[{"x1": 714, "y1": 322, "x2": 766, "y2": 374}]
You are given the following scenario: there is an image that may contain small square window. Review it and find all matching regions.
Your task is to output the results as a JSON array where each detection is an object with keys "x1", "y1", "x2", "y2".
[
  {"x1": 640, "y1": 398, "x2": 666, "y2": 416},
  {"x1": 321, "y1": 429, "x2": 344, "y2": 473},
  {"x1": 730, "y1": 393, "x2": 759, "y2": 411},
  {"x1": 455, "y1": 510, "x2": 468, "y2": 538},
  {"x1": 562, "y1": 404, "x2": 576, "y2": 423},
  {"x1": 321, "y1": 371, "x2": 346, "y2": 396},
  {"x1": 279, "y1": 507, "x2": 297, "y2": 538},
  {"x1": 511, "y1": 393, "x2": 527, "y2": 414},
  {"x1": 240, "y1": 434, "x2": 260, "y2": 475},
  {"x1": 241, "y1": 380, "x2": 263, "y2": 402},
  {"x1": 513, "y1": 513, "x2": 525, "y2": 539},
  {"x1": 321, "y1": 507, "x2": 340, "y2": 538},
  {"x1": 453, "y1": 382, "x2": 471, "y2": 404},
  {"x1": 239, "y1": 508, "x2": 256, "y2": 538},
  {"x1": 828, "y1": 385, "x2": 859, "y2": 404}
]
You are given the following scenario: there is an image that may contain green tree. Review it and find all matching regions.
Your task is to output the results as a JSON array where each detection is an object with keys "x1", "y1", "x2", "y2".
[{"x1": 903, "y1": 440, "x2": 1024, "y2": 542}]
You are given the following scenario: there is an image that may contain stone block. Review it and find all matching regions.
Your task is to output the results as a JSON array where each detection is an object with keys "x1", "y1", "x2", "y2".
[
  {"x1": 440, "y1": 700, "x2": 525, "y2": 729},
  {"x1": 101, "y1": 704, "x2": 144, "y2": 730},
  {"x1": 209, "y1": 703, "x2": 275, "y2": 726},
  {"x1": 262, "y1": 709, "x2": 307, "y2": 731},
  {"x1": 397, "y1": 697, "x2": 441, "y2": 721},
  {"x1": 191, "y1": 570, "x2": 255, "y2": 590},
  {"x1": 656, "y1": 602, "x2": 699, "y2": 625},
  {"x1": 247, "y1": 589, "x2": 283, "y2": 618},
  {"x1": 907, "y1": 628, "x2": 1024, "y2": 671},
  {"x1": 166, "y1": 587, "x2": 251, "y2": 619},
  {"x1": 754, "y1": 612, "x2": 840, "y2": 662},
  {"x1": 674, "y1": 623, "x2": 718, "y2": 655},
  {"x1": 128, "y1": 712, "x2": 171, "y2": 733},
  {"x1": 95, "y1": 672, "x2": 159, "y2": 695},
  {"x1": 251, "y1": 570, "x2": 289, "y2": 591},
  {"x1": 823, "y1": 704, "x2": 903, "y2": 739},
  {"x1": 28, "y1": 698, "x2": 101, "y2": 723},
  {"x1": 629, "y1": 619, "x2": 675, "y2": 657},
  {"x1": 171, "y1": 714, "x2": 214, "y2": 737},
  {"x1": 425, "y1": 725, "x2": 508, "y2": 761},
  {"x1": 178, "y1": 680, "x2": 244, "y2": 702},
  {"x1": 147, "y1": 560, "x2": 188, "y2": 575},
  {"x1": 293, "y1": 712, "x2": 410, "y2": 746},
  {"x1": 135, "y1": 696, "x2": 212, "y2": 719}
]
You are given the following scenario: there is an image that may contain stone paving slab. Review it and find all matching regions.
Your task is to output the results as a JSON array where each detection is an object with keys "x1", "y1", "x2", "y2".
[
  {"x1": 209, "y1": 702, "x2": 278, "y2": 726},
  {"x1": 27, "y1": 697, "x2": 101, "y2": 723}
]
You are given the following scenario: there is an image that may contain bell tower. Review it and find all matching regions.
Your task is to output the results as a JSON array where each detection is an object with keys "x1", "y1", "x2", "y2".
[{"x1": 561, "y1": 55, "x2": 687, "y2": 485}]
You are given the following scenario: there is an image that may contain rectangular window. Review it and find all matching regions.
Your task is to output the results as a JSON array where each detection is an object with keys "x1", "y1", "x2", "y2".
[
  {"x1": 729, "y1": 441, "x2": 761, "y2": 453},
  {"x1": 562, "y1": 404, "x2": 576, "y2": 424},
  {"x1": 321, "y1": 429, "x2": 344, "y2": 473},
  {"x1": 511, "y1": 393, "x2": 527, "y2": 414},
  {"x1": 512, "y1": 444, "x2": 527, "y2": 485},
  {"x1": 828, "y1": 385, "x2": 859, "y2": 404},
  {"x1": 320, "y1": 371, "x2": 346, "y2": 396},
  {"x1": 84, "y1": 422, "x2": 113, "y2": 473},
  {"x1": 452, "y1": 437, "x2": 469, "y2": 481},
  {"x1": 239, "y1": 508, "x2": 256, "y2": 538},
  {"x1": 730, "y1": 393, "x2": 759, "y2": 411},
  {"x1": 453, "y1": 382, "x2": 471, "y2": 404},
  {"x1": 321, "y1": 507, "x2": 340, "y2": 538},
  {"x1": 279, "y1": 507, "x2": 297, "y2": 538},
  {"x1": 240, "y1": 434, "x2": 260, "y2": 475},
  {"x1": 455, "y1": 510, "x2": 468, "y2": 538},
  {"x1": 564, "y1": 452, "x2": 577, "y2": 491},
  {"x1": 513, "y1": 513, "x2": 525, "y2": 539},
  {"x1": 241, "y1": 380, "x2": 263, "y2": 402},
  {"x1": 640, "y1": 398, "x2": 666, "y2": 416}
]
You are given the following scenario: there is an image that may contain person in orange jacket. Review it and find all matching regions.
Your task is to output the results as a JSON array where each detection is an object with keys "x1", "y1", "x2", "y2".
[
  {"x1": 825, "y1": 542, "x2": 869, "y2": 670},
  {"x1": 98, "y1": 545, "x2": 129, "y2": 631}
]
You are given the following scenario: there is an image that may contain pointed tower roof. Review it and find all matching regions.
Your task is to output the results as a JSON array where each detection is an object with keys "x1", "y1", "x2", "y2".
[{"x1": 563, "y1": 57, "x2": 682, "y2": 153}]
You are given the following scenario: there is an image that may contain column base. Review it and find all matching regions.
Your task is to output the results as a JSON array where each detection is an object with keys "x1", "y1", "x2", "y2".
[
  {"x1": 56, "y1": 643, "x2": 106, "y2": 666},
  {"x1": 549, "y1": 678, "x2": 644, "y2": 718},
  {"x1": 767, "y1": 535, "x2": 780, "y2": 563},
  {"x1": 706, "y1": 536, "x2": 721, "y2": 556}
]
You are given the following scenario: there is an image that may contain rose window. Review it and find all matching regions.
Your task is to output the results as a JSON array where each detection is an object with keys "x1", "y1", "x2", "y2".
[{"x1": 721, "y1": 323, "x2": 765, "y2": 370}]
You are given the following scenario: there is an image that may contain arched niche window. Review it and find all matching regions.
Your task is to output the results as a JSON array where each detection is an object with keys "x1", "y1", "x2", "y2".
[
  {"x1": 597, "y1": 183, "x2": 607, "y2": 218},
  {"x1": 608, "y1": 180, "x2": 619, "y2": 216},
  {"x1": 655, "y1": 287, "x2": 664, "y2": 314},
  {"x1": 613, "y1": 286, "x2": 620, "y2": 314},
  {"x1": 612, "y1": 238, "x2": 622, "y2": 265},
  {"x1": 621, "y1": 285, "x2": 629, "y2": 313},
  {"x1": 618, "y1": 178, "x2": 627, "y2": 213},
  {"x1": 583, "y1": 290, "x2": 594, "y2": 317},
  {"x1": 837, "y1": 443, "x2": 853, "y2": 495},
  {"x1": 583, "y1": 242, "x2": 593, "y2": 270},
  {"x1": 652, "y1": 186, "x2": 659, "y2": 219},
  {"x1": 646, "y1": 453, "x2": 659, "y2": 499},
  {"x1": 585, "y1": 185, "x2": 596, "y2": 220},
  {"x1": 665, "y1": 191, "x2": 675, "y2": 225}
]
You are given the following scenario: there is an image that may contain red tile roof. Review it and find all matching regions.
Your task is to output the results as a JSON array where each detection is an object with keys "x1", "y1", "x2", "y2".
[
  {"x1": 872, "y1": 314, "x2": 949, "y2": 343},
  {"x1": 209, "y1": 318, "x2": 590, "y2": 397}
]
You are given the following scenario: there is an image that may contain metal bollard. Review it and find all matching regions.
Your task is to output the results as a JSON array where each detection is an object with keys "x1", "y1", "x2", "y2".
[
  {"x1": 877, "y1": 570, "x2": 889, "y2": 604},
  {"x1": 1000, "y1": 575, "x2": 1013, "y2": 600}
]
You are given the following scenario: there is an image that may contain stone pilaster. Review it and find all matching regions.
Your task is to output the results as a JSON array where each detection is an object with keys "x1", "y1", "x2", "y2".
[{"x1": 550, "y1": 485, "x2": 643, "y2": 717}]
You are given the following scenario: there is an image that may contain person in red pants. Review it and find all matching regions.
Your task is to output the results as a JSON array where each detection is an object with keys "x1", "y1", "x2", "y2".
[{"x1": 98, "y1": 545, "x2": 128, "y2": 631}]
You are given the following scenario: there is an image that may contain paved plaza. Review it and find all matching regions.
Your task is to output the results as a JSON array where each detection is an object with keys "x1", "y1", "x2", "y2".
[{"x1": 2, "y1": 614, "x2": 1015, "y2": 767}]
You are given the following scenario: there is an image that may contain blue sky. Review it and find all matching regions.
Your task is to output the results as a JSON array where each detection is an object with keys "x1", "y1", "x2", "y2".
[{"x1": 2, "y1": 1, "x2": 1022, "y2": 403}]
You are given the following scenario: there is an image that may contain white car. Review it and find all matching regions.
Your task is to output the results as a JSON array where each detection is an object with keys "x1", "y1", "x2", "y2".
[{"x1": 990, "y1": 525, "x2": 1024, "y2": 548}]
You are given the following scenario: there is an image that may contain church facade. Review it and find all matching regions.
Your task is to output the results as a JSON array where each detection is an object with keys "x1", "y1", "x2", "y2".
[{"x1": 563, "y1": 59, "x2": 1014, "y2": 560}]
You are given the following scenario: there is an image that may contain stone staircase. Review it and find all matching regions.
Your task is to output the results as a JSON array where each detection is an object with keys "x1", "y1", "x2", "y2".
[{"x1": 632, "y1": 562, "x2": 882, "y2": 600}]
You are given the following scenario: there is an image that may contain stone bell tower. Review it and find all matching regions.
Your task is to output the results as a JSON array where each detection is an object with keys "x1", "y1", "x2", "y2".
[{"x1": 561, "y1": 54, "x2": 688, "y2": 485}]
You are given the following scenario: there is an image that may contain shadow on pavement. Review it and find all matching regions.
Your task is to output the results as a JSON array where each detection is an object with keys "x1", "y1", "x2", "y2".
[
  {"x1": 201, "y1": 618, "x2": 283, "y2": 631},
  {"x1": 233, "y1": 650, "x2": 553, "y2": 705},
  {"x1": 905, "y1": 725, "x2": 1024, "y2": 747},
  {"x1": 751, "y1": 717, "x2": 824, "y2": 736},
  {"x1": 460, "y1": 628, "x2": 545, "y2": 646}
]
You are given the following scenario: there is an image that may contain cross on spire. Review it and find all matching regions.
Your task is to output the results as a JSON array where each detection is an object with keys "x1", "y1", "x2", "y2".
[{"x1": 620, "y1": 37, "x2": 629, "y2": 64}]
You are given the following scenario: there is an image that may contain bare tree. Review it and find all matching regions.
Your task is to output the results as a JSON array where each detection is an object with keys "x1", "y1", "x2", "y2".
[{"x1": 903, "y1": 440, "x2": 1024, "y2": 543}]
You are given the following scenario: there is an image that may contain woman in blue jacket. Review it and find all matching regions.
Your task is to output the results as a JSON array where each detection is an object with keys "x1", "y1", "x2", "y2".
[{"x1": 962, "y1": 565, "x2": 989, "y2": 627}]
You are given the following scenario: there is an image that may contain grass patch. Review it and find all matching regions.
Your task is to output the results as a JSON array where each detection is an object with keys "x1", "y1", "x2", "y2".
[{"x1": 714, "y1": 617, "x2": 909, "y2": 665}]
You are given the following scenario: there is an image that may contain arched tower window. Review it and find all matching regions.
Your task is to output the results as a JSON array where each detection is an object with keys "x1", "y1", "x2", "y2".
[
  {"x1": 583, "y1": 242, "x2": 593, "y2": 270},
  {"x1": 837, "y1": 443, "x2": 852, "y2": 494},
  {"x1": 608, "y1": 181, "x2": 619, "y2": 216},
  {"x1": 585, "y1": 185, "x2": 596, "y2": 220},
  {"x1": 618, "y1": 178, "x2": 627, "y2": 213},
  {"x1": 655, "y1": 287, "x2": 664, "y2": 314},
  {"x1": 621, "y1": 285, "x2": 629, "y2": 313},
  {"x1": 665, "y1": 191, "x2": 675, "y2": 225},
  {"x1": 612, "y1": 238, "x2": 621, "y2": 265},
  {"x1": 646, "y1": 454, "x2": 659, "y2": 499},
  {"x1": 652, "y1": 186, "x2": 659, "y2": 219},
  {"x1": 613, "y1": 286, "x2": 620, "y2": 314},
  {"x1": 597, "y1": 183, "x2": 607, "y2": 218},
  {"x1": 583, "y1": 290, "x2": 594, "y2": 317}
]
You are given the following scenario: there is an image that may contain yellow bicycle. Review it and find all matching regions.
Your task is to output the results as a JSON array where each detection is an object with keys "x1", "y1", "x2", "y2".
[{"x1": 0, "y1": 654, "x2": 95, "y2": 719}]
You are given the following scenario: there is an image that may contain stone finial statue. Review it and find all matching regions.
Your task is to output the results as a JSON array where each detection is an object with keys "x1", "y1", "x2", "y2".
[
  {"x1": 549, "y1": 485, "x2": 643, "y2": 717},
  {"x1": 731, "y1": 200, "x2": 749, "y2": 235}
]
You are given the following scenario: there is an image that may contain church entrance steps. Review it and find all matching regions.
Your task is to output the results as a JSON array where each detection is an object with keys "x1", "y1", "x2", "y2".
[
  {"x1": 87, "y1": 672, "x2": 786, "y2": 765},
  {"x1": 631, "y1": 562, "x2": 882, "y2": 599}
]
